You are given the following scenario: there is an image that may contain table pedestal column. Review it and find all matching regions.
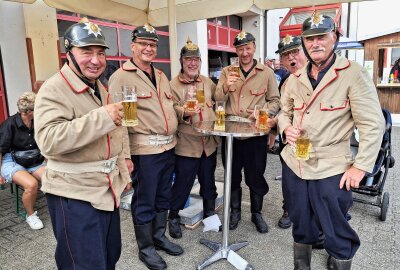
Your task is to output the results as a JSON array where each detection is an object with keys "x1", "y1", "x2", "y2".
[{"x1": 197, "y1": 135, "x2": 253, "y2": 270}]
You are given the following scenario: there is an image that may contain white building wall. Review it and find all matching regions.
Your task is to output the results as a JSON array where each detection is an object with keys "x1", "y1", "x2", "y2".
[
  {"x1": 0, "y1": 1, "x2": 31, "y2": 115},
  {"x1": 23, "y1": 0, "x2": 59, "y2": 81},
  {"x1": 242, "y1": 14, "x2": 264, "y2": 62},
  {"x1": 266, "y1": 9, "x2": 289, "y2": 61}
]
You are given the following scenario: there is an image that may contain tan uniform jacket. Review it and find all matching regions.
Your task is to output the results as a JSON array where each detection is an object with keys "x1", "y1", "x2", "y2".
[
  {"x1": 108, "y1": 60, "x2": 178, "y2": 155},
  {"x1": 215, "y1": 61, "x2": 280, "y2": 118},
  {"x1": 34, "y1": 64, "x2": 130, "y2": 211},
  {"x1": 170, "y1": 75, "x2": 219, "y2": 158},
  {"x1": 278, "y1": 55, "x2": 385, "y2": 179}
]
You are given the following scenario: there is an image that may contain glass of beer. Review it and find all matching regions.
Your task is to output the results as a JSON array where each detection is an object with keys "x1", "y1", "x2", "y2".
[
  {"x1": 230, "y1": 57, "x2": 240, "y2": 78},
  {"x1": 184, "y1": 85, "x2": 197, "y2": 112},
  {"x1": 257, "y1": 108, "x2": 268, "y2": 130},
  {"x1": 121, "y1": 86, "x2": 138, "y2": 127},
  {"x1": 196, "y1": 83, "x2": 205, "y2": 108},
  {"x1": 214, "y1": 101, "x2": 225, "y2": 130},
  {"x1": 295, "y1": 129, "x2": 311, "y2": 160}
]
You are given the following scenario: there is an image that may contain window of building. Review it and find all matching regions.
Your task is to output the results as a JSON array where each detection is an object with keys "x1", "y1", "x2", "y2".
[
  {"x1": 229, "y1": 16, "x2": 241, "y2": 30},
  {"x1": 56, "y1": 12, "x2": 171, "y2": 81}
]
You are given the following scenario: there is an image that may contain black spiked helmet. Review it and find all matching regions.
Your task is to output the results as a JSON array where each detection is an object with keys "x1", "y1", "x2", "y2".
[
  {"x1": 180, "y1": 37, "x2": 201, "y2": 58},
  {"x1": 233, "y1": 31, "x2": 256, "y2": 47},
  {"x1": 64, "y1": 18, "x2": 108, "y2": 51},
  {"x1": 275, "y1": 35, "x2": 302, "y2": 55},
  {"x1": 132, "y1": 24, "x2": 159, "y2": 41},
  {"x1": 302, "y1": 12, "x2": 336, "y2": 37}
]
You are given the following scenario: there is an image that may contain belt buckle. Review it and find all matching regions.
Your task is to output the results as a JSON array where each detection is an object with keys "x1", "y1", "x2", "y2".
[{"x1": 102, "y1": 160, "x2": 114, "y2": 174}]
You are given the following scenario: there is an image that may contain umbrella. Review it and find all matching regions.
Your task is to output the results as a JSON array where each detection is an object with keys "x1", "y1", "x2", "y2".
[{"x1": 3, "y1": 0, "x2": 372, "y2": 76}]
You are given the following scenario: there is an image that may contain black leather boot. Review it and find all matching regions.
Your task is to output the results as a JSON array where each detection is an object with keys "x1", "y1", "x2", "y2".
[
  {"x1": 203, "y1": 199, "x2": 216, "y2": 219},
  {"x1": 168, "y1": 210, "x2": 182, "y2": 239},
  {"x1": 153, "y1": 211, "x2": 184, "y2": 256},
  {"x1": 327, "y1": 256, "x2": 352, "y2": 270},
  {"x1": 250, "y1": 192, "x2": 269, "y2": 233},
  {"x1": 229, "y1": 188, "x2": 242, "y2": 230},
  {"x1": 294, "y1": 242, "x2": 312, "y2": 270},
  {"x1": 134, "y1": 223, "x2": 167, "y2": 270}
]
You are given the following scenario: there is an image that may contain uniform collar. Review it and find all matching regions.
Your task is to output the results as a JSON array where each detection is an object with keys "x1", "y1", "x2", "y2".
[
  {"x1": 294, "y1": 55, "x2": 350, "y2": 88},
  {"x1": 177, "y1": 73, "x2": 202, "y2": 84},
  {"x1": 59, "y1": 64, "x2": 90, "y2": 94}
]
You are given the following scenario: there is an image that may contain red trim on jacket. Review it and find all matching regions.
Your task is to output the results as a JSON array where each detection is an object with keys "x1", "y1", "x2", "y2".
[
  {"x1": 320, "y1": 100, "x2": 349, "y2": 111},
  {"x1": 59, "y1": 71, "x2": 89, "y2": 94},
  {"x1": 299, "y1": 60, "x2": 350, "y2": 128},
  {"x1": 156, "y1": 71, "x2": 170, "y2": 135}
]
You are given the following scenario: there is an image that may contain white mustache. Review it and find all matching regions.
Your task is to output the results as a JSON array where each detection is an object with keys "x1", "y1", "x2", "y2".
[{"x1": 311, "y1": 48, "x2": 326, "y2": 53}]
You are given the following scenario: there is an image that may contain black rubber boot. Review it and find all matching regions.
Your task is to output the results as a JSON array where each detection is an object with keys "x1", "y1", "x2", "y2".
[
  {"x1": 153, "y1": 211, "x2": 184, "y2": 256},
  {"x1": 168, "y1": 210, "x2": 182, "y2": 239},
  {"x1": 229, "y1": 188, "x2": 242, "y2": 230},
  {"x1": 293, "y1": 242, "x2": 312, "y2": 270},
  {"x1": 278, "y1": 210, "x2": 292, "y2": 229},
  {"x1": 203, "y1": 199, "x2": 216, "y2": 219},
  {"x1": 250, "y1": 192, "x2": 269, "y2": 233},
  {"x1": 327, "y1": 256, "x2": 352, "y2": 270},
  {"x1": 134, "y1": 223, "x2": 167, "y2": 270}
]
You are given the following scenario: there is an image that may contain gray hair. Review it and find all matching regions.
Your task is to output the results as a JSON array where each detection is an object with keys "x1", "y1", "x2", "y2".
[{"x1": 17, "y1": 91, "x2": 36, "y2": 113}]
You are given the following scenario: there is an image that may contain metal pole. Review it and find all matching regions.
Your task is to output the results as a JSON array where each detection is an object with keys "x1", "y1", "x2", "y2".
[
  {"x1": 168, "y1": 0, "x2": 179, "y2": 78},
  {"x1": 222, "y1": 135, "x2": 234, "y2": 249}
]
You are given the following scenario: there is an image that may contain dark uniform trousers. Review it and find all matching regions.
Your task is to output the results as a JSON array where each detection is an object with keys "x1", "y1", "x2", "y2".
[
  {"x1": 281, "y1": 161, "x2": 360, "y2": 259},
  {"x1": 46, "y1": 193, "x2": 121, "y2": 270},
  {"x1": 221, "y1": 135, "x2": 269, "y2": 195},
  {"x1": 170, "y1": 151, "x2": 218, "y2": 211},
  {"x1": 131, "y1": 149, "x2": 175, "y2": 225}
]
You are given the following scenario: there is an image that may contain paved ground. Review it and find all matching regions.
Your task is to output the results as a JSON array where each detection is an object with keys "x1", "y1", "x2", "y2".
[{"x1": 1, "y1": 127, "x2": 399, "y2": 270}]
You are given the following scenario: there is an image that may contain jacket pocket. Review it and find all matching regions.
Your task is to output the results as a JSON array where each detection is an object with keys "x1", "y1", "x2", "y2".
[
  {"x1": 293, "y1": 101, "x2": 304, "y2": 110},
  {"x1": 320, "y1": 99, "x2": 349, "y2": 111},
  {"x1": 137, "y1": 89, "x2": 152, "y2": 99},
  {"x1": 250, "y1": 88, "x2": 267, "y2": 96}
]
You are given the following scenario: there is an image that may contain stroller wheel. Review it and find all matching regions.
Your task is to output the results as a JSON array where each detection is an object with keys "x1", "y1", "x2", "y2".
[
  {"x1": 380, "y1": 192, "x2": 389, "y2": 221},
  {"x1": 389, "y1": 156, "x2": 395, "y2": 168}
]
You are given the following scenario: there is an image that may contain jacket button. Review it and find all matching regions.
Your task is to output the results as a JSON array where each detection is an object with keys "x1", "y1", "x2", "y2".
[
  {"x1": 240, "y1": 109, "x2": 243, "y2": 112},
  {"x1": 306, "y1": 111, "x2": 310, "y2": 114},
  {"x1": 307, "y1": 93, "x2": 310, "y2": 96},
  {"x1": 241, "y1": 95, "x2": 244, "y2": 98},
  {"x1": 330, "y1": 105, "x2": 333, "y2": 108}
]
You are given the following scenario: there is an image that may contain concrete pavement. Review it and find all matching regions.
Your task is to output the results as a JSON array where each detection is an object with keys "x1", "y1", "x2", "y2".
[{"x1": 1, "y1": 127, "x2": 399, "y2": 270}]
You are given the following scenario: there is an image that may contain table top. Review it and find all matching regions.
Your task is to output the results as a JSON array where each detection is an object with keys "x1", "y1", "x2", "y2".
[{"x1": 192, "y1": 120, "x2": 270, "y2": 137}]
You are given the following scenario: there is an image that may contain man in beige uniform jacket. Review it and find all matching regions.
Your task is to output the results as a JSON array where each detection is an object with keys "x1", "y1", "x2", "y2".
[
  {"x1": 167, "y1": 39, "x2": 219, "y2": 239},
  {"x1": 215, "y1": 31, "x2": 280, "y2": 233},
  {"x1": 34, "y1": 19, "x2": 131, "y2": 269},
  {"x1": 278, "y1": 13, "x2": 385, "y2": 270},
  {"x1": 108, "y1": 24, "x2": 183, "y2": 270}
]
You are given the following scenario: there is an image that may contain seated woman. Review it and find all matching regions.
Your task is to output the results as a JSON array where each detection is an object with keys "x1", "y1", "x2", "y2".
[{"x1": 0, "y1": 92, "x2": 45, "y2": 230}]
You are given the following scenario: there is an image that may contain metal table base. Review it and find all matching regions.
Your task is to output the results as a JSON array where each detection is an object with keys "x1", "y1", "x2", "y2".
[{"x1": 192, "y1": 121, "x2": 269, "y2": 270}]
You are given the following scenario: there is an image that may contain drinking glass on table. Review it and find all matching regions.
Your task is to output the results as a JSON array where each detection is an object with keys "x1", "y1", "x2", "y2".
[{"x1": 214, "y1": 101, "x2": 225, "y2": 130}]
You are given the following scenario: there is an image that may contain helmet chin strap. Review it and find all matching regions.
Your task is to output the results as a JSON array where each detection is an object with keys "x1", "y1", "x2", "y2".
[
  {"x1": 301, "y1": 33, "x2": 340, "y2": 69},
  {"x1": 67, "y1": 50, "x2": 101, "y2": 85}
]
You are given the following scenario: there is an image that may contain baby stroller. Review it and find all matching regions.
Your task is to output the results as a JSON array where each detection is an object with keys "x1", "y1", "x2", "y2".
[{"x1": 351, "y1": 108, "x2": 395, "y2": 221}]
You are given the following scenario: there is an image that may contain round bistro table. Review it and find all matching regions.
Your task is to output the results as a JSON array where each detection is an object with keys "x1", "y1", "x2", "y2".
[{"x1": 192, "y1": 120, "x2": 270, "y2": 270}]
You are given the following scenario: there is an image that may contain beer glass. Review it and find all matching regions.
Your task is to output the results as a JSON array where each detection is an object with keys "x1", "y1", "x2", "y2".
[
  {"x1": 121, "y1": 86, "x2": 138, "y2": 127},
  {"x1": 230, "y1": 57, "x2": 240, "y2": 78},
  {"x1": 295, "y1": 129, "x2": 311, "y2": 160},
  {"x1": 184, "y1": 85, "x2": 197, "y2": 112},
  {"x1": 214, "y1": 101, "x2": 225, "y2": 130},
  {"x1": 253, "y1": 104, "x2": 261, "y2": 126},
  {"x1": 257, "y1": 108, "x2": 268, "y2": 130},
  {"x1": 196, "y1": 83, "x2": 205, "y2": 108}
]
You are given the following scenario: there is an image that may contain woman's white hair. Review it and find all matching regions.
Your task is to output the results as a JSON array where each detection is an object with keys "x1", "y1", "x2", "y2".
[{"x1": 17, "y1": 91, "x2": 36, "y2": 113}]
